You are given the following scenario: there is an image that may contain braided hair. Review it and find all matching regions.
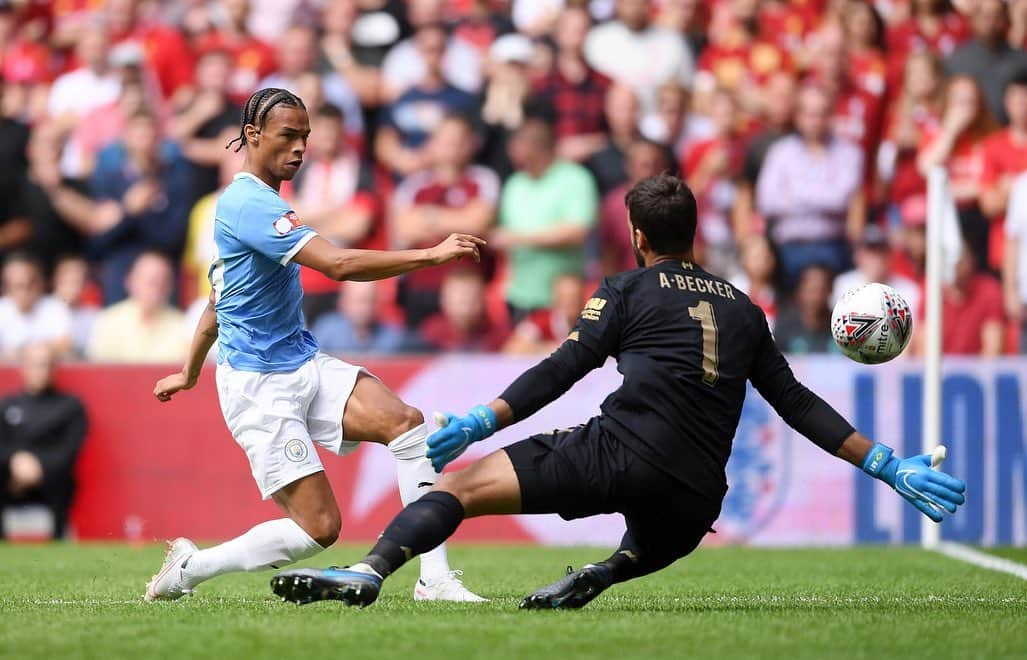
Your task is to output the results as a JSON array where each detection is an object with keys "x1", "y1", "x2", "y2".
[{"x1": 226, "y1": 88, "x2": 307, "y2": 152}]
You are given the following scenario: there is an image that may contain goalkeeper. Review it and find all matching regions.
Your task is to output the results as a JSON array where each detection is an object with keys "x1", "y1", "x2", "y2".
[{"x1": 272, "y1": 174, "x2": 966, "y2": 609}]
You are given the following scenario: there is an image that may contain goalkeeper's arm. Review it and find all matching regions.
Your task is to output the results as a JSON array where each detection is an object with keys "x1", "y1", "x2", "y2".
[{"x1": 748, "y1": 316, "x2": 965, "y2": 521}]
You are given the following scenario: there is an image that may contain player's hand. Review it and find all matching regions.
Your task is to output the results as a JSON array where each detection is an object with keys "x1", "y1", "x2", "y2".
[
  {"x1": 153, "y1": 371, "x2": 198, "y2": 403},
  {"x1": 862, "y1": 443, "x2": 966, "y2": 522},
  {"x1": 427, "y1": 233, "x2": 486, "y2": 266},
  {"x1": 425, "y1": 405, "x2": 498, "y2": 472}
]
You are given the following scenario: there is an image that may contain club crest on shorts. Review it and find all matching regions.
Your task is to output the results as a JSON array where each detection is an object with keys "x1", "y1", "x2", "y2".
[
  {"x1": 273, "y1": 211, "x2": 302, "y2": 235},
  {"x1": 285, "y1": 439, "x2": 308, "y2": 462}
]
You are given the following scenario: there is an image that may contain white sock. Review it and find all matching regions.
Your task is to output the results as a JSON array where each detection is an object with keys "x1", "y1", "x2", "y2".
[
  {"x1": 182, "y1": 518, "x2": 324, "y2": 588},
  {"x1": 389, "y1": 423, "x2": 452, "y2": 582}
]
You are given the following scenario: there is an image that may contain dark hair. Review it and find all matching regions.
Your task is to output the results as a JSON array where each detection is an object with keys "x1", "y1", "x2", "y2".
[
  {"x1": 439, "y1": 112, "x2": 474, "y2": 131},
  {"x1": 226, "y1": 88, "x2": 307, "y2": 152},
  {"x1": 849, "y1": 0, "x2": 886, "y2": 50},
  {"x1": 3, "y1": 251, "x2": 45, "y2": 275},
  {"x1": 1006, "y1": 67, "x2": 1027, "y2": 93},
  {"x1": 514, "y1": 114, "x2": 556, "y2": 150},
  {"x1": 624, "y1": 174, "x2": 697, "y2": 255},
  {"x1": 316, "y1": 102, "x2": 345, "y2": 123}
]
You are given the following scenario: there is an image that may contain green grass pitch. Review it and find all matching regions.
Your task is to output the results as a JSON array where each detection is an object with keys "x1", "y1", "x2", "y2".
[{"x1": 1, "y1": 543, "x2": 1025, "y2": 659}]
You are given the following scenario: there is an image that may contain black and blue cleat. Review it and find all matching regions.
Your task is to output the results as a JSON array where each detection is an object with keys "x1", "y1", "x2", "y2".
[
  {"x1": 519, "y1": 564, "x2": 613, "y2": 610},
  {"x1": 271, "y1": 567, "x2": 382, "y2": 608}
]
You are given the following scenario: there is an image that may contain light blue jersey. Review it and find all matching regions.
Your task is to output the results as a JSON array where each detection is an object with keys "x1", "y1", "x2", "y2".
[{"x1": 210, "y1": 172, "x2": 319, "y2": 372}]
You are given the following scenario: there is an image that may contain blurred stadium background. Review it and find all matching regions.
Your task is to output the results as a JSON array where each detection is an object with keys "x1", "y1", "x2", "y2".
[{"x1": 0, "y1": 0, "x2": 1024, "y2": 555}]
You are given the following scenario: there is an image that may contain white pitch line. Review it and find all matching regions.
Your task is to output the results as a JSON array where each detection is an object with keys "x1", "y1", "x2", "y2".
[{"x1": 933, "y1": 542, "x2": 1027, "y2": 581}]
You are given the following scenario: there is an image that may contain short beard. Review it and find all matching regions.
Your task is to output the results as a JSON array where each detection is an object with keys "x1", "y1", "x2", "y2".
[{"x1": 633, "y1": 243, "x2": 645, "y2": 268}]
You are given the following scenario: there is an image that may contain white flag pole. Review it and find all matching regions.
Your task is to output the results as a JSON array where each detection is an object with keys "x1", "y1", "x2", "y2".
[{"x1": 921, "y1": 166, "x2": 948, "y2": 549}]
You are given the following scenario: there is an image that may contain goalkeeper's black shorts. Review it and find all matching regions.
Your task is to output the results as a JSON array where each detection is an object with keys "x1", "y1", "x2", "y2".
[{"x1": 504, "y1": 416, "x2": 720, "y2": 558}]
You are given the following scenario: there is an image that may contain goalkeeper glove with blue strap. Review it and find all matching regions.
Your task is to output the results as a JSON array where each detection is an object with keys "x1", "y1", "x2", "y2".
[
  {"x1": 426, "y1": 404, "x2": 498, "y2": 472},
  {"x1": 861, "y1": 443, "x2": 966, "y2": 522}
]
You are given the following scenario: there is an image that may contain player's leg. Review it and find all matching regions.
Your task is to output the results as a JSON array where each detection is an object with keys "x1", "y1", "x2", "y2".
[
  {"x1": 270, "y1": 448, "x2": 522, "y2": 606},
  {"x1": 146, "y1": 471, "x2": 336, "y2": 601},
  {"x1": 146, "y1": 363, "x2": 333, "y2": 601},
  {"x1": 520, "y1": 496, "x2": 719, "y2": 609},
  {"x1": 319, "y1": 364, "x2": 481, "y2": 600}
]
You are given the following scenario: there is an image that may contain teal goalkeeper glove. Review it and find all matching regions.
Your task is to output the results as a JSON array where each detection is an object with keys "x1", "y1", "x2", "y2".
[
  {"x1": 862, "y1": 443, "x2": 967, "y2": 522},
  {"x1": 425, "y1": 405, "x2": 498, "y2": 472}
]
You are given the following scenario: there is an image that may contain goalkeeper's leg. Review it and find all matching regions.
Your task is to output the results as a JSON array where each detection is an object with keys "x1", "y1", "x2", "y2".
[{"x1": 520, "y1": 499, "x2": 718, "y2": 609}]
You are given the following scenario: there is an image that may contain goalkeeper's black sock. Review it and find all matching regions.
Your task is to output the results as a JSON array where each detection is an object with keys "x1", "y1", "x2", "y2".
[
  {"x1": 360, "y1": 491, "x2": 465, "y2": 578},
  {"x1": 596, "y1": 533, "x2": 677, "y2": 584}
]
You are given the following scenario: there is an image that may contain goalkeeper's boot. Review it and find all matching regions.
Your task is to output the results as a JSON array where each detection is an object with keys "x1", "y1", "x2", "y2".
[
  {"x1": 519, "y1": 564, "x2": 613, "y2": 610},
  {"x1": 271, "y1": 566, "x2": 382, "y2": 607},
  {"x1": 144, "y1": 537, "x2": 198, "y2": 602}
]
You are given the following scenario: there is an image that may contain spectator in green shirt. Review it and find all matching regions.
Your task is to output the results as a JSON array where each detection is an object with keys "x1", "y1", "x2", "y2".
[{"x1": 493, "y1": 116, "x2": 598, "y2": 317}]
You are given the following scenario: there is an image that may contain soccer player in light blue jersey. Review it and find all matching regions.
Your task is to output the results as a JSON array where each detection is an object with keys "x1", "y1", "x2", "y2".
[{"x1": 145, "y1": 89, "x2": 487, "y2": 602}]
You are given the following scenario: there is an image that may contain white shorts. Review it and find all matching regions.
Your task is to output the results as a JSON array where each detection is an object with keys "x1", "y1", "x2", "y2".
[{"x1": 216, "y1": 352, "x2": 367, "y2": 499}]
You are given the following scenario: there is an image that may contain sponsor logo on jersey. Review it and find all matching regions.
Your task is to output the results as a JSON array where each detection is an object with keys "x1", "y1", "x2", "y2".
[
  {"x1": 581, "y1": 297, "x2": 607, "y2": 321},
  {"x1": 273, "y1": 211, "x2": 302, "y2": 235}
]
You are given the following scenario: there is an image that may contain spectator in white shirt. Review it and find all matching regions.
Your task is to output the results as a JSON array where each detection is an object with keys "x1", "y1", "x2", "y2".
[
  {"x1": 583, "y1": 0, "x2": 694, "y2": 123},
  {"x1": 51, "y1": 256, "x2": 98, "y2": 359},
  {"x1": 47, "y1": 24, "x2": 122, "y2": 178},
  {"x1": 1003, "y1": 171, "x2": 1027, "y2": 350},
  {"x1": 47, "y1": 24, "x2": 121, "y2": 124},
  {"x1": 0, "y1": 253, "x2": 73, "y2": 361},
  {"x1": 380, "y1": 0, "x2": 483, "y2": 100}
]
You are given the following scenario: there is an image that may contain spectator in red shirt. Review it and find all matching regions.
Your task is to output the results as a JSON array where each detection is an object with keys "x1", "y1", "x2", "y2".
[
  {"x1": 877, "y1": 51, "x2": 944, "y2": 209},
  {"x1": 810, "y1": 21, "x2": 884, "y2": 166},
  {"x1": 759, "y1": 0, "x2": 820, "y2": 57},
  {"x1": 392, "y1": 114, "x2": 499, "y2": 326},
  {"x1": 106, "y1": 0, "x2": 195, "y2": 101},
  {"x1": 914, "y1": 238, "x2": 1006, "y2": 355},
  {"x1": 417, "y1": 269, "x2": 510, "y2": 352},
  {"x1": 885, "y1": 0, "x2": 969, "y2": 94},
  {"x1": 699, "y1": 0, "x2": 793, "y2": 94},
  {"x1": 599, "y1": 138, "x2": 673, "y2": 276},
  {"x1": 917, "y1": 74, "x2": 998, "y2": 270},
  {"x1": 503, "y1": 273, "x2": 584, "y2": 354},
  {"x1": 842, "y1": 1, "x2": 888, "y2": 99},
  {"x1": 978, "y1": 71, "x2": 1027, "y2": 271},
  {"x1": 683, "y1": 88, "x2": 746, "y2": 277},
  {"x1": 533, "y1": 6, "x2": 611, "y2": 163},
  {"x1": 192, "y1": 0, "x2": 277, "y2": 106}
]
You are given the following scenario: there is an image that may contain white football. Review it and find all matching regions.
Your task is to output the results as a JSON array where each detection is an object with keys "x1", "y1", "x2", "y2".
[{"x1": 831, "y1": 283, "x2": 913, "y2": 364}]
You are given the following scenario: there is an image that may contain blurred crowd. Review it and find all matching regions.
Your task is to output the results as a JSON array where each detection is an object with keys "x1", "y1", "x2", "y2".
[{"x1": 1, "y1": 0, "x2": 1027, "y2": 364}]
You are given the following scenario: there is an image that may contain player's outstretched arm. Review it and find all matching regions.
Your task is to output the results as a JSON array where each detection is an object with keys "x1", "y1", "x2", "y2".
[
  {"x1": 425, "y1": 338, "x2": 605, "y2": 471},
  {"x1": 293, "y1": 233, "x2": 485, "y2": 282},
  {"x1": 748, "y1": 311, "x2": 966, "y2": 522},
  {"x1": 154, "y1": 292, "x2": 219, "y2": 403},
  {"x1": 426, "y1": 279, "x2": 622, "y2": 471}
]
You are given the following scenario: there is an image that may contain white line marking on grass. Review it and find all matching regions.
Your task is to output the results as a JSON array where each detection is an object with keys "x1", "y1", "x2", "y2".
[{"x1": 933, "y1": 542, "x2": 1027, "y2": 581}]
